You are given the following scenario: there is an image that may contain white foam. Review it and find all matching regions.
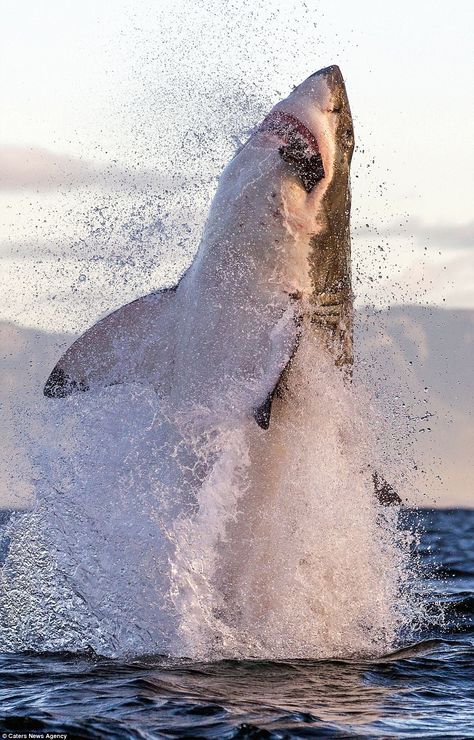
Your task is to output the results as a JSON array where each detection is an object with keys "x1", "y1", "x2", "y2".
[
  {"x1": 0, "y1": 332, "x2": 419, "y2": 659},
  {"x1": 167, "y1": 334, "x2": 416, "y2": 660}
]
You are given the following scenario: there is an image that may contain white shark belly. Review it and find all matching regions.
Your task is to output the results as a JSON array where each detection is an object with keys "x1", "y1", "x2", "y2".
[{"x1": 168, "y1": 148, "x2": 305, "y2": 417}]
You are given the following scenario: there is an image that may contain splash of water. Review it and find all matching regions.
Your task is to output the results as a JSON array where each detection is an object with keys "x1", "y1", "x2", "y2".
[
  {"x1": 169, "y1": 334, "x2": 417, "y2": 660},
  {"x1": 0, "y1": 332, "x2": 419, "y2": 659}
]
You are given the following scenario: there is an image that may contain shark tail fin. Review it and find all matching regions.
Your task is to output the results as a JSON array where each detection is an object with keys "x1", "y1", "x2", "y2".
[{"x1": 373, "y1": 471, "x2": 402, "y2": 506}]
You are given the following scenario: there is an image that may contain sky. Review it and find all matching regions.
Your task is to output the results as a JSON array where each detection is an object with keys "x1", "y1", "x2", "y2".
[{"x1": 0, "y1": 0, "x2": 473, "y2": 334}]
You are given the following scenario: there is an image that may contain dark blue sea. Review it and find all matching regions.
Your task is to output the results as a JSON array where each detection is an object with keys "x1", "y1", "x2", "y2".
[{"x1": 0, "y1": 508, "x2": 472, "y2": 739}]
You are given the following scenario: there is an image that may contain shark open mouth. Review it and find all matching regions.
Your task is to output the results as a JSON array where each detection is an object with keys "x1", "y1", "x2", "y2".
[{"x1": 259, "y1": 110, "x2": 325, "y2": 192}]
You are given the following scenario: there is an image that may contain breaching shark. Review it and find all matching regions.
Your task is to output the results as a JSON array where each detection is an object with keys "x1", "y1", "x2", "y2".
[{"x1": 44, "y1": 65, "x2": 400, "y2": 506}]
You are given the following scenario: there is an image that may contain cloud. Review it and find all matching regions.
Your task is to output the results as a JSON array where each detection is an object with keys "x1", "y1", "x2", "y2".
[
  {"x1": 380, "y1": 250, "x2": 474, "y2": 309},
  {"x1": 354, "y1": 217, "x2": 474, "y2": 249},
  {"x1": 423, "y1": 221, "x2": 474, "y2": 247},
  {"x1": 0, "y1": 146, "x2": 98, "y2": 190},
  {"x1": 0, "y1": 145, "x2": 176, "y2": 192}
]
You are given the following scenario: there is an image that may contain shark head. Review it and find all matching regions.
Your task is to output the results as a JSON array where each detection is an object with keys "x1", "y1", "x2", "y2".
[
  {"x1": 268, "y1": 65, "x2": 354, "y2": 192},
  {"x1": 43, "y1": 65, "x2": 356, "y2": 419},
  {"x1": 259, "y1": 65, "x2": 355, "y2": 364}
]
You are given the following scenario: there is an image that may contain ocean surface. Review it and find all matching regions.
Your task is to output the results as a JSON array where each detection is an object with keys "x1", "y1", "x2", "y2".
[{"x1": 0, "y1": 507, "x2": 472, "y2": 739}]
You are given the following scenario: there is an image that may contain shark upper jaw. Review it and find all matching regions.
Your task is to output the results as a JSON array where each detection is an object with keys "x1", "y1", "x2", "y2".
[{"x1": 258, "y1": 110, "x2": 321, "y2": 159}]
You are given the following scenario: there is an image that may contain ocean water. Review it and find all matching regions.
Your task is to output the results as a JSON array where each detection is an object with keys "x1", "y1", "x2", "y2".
[{"x1": 0, "y1": 507, "x2": 471, "y2": 738}]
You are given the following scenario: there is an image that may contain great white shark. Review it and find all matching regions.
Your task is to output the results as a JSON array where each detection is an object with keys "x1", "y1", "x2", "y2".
[{"x1": 44, "y1": 65, "x2": 400, "y2": 505}]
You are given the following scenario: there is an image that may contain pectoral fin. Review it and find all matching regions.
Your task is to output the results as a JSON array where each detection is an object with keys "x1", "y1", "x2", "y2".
[
  {"x1": 44, "y1": 287, "x2": 179, "y2": 399},
  {"x1": 254, "y1": 391, "x2": 275, "y2": 430},
  {"x1": 253, "y1": 330, "x2": 300, "y2": 430}
]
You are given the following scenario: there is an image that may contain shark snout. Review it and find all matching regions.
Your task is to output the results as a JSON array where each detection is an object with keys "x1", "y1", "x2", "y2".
[
  {"x1": 309, "y1": 65, "x2": 350, "y2": 114},
  {"x1": 311, "y1": 65, "x2": 344, "y2": 84}
]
